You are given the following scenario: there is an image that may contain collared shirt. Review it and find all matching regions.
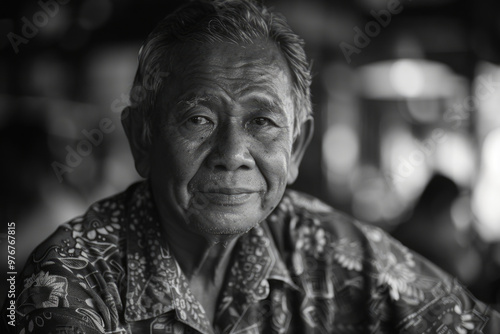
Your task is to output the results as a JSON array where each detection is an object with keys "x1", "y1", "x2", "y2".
[{"x1": 3, "y1": 181, "x2": 500, "y2": 333}]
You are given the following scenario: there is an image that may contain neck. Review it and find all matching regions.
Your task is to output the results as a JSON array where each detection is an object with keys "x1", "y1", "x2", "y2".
[{"x1": 158, "y1": 206, "x2": 240, "y2": 280}]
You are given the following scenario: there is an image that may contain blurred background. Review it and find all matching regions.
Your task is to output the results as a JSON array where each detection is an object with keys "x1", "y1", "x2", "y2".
[{"x1": 1, "y1": 0, "x2": 499, "y2": 309}]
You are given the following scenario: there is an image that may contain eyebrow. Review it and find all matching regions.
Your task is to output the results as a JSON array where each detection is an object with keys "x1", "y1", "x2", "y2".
[
  {"x1": 175, "y1": 92, "x2": 287, "y2": 116},
  {"x1": 241, "y1": 92, "x2": 287, "y2": 116},
  {"x1": 176, "y1": 94, "x2": 218, "y2": 109}
]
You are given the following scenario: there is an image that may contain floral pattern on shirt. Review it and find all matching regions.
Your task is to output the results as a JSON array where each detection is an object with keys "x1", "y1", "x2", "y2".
[
  {"x1": 17, "y1": 271, "x2": 70, "y2": 316},
  {"x1": 2, "y1": 181, "x2": 499, "y2": 334}
]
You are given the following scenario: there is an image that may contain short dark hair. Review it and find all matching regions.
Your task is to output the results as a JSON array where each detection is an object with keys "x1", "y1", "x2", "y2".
[{"x1": 130, "y1": 0, "x2": 312, "y2": 142}]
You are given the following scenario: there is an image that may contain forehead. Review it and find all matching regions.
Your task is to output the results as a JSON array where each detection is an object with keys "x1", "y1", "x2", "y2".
[{"x1": 161, "y1": 39, "x2": 293, "y2": 106}]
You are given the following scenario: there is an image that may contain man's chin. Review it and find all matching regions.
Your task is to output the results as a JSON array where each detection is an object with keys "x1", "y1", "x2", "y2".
[{"x1": 187, "y1": 216, "x2": 260, "y2": 244}]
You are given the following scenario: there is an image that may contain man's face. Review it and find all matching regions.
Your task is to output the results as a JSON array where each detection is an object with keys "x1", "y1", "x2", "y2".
[{"x1": 141, "y1": 40, "x2": 303, "y2": 242}]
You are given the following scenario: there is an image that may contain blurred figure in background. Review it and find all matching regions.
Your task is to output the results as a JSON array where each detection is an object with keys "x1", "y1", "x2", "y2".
[{"x1": 391, "y1": 175, "x2": 483, "y2": 290}]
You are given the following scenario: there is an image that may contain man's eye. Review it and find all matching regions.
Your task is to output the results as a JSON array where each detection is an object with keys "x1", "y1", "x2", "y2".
[
  {"x1": 252, "y1": 117, "x2": 274, "y2": 126},
  {"x1": 187, "y1": 116, "x2": 212, "y2": 125}
]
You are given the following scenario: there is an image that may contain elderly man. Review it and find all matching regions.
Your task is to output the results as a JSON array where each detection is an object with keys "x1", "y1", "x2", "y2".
[{"x1": 4, "y1": 0, "x2": 500, "y2": 333}]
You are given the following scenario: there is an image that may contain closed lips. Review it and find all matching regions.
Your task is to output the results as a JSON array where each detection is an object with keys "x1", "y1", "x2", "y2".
[
  {"x1": 205, "y1": 188, "x2": 257, "y2": 195},
  {"x1": 197, "y1": 188, "x2": 259, "y2": 206}
]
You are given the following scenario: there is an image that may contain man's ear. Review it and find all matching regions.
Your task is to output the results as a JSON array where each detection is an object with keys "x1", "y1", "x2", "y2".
[
  {"x1": 287, "y1": 117, "x2": 314, "y2": 184},
  {"x1": 121, "y1": 107, "x2": 151, "y2": 178}
]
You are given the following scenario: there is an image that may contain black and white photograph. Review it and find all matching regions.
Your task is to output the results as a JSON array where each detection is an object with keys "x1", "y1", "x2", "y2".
[{"x1": 1, "y1": 0, "x2": 500, "y2": 333}]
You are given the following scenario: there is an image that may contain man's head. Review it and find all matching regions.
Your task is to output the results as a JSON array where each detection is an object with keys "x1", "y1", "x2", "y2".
[{"x1": 123, "y1": 0, "x2": 314, "y2": 243}]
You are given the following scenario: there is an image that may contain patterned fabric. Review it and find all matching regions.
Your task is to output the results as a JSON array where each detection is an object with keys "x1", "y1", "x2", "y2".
[{"x1": 2, "y1": 181, "x2": 500, "y2": 333}]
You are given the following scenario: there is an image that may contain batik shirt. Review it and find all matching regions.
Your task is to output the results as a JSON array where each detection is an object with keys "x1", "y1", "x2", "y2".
[{"x1": 3, "y1": 181, "x2": 500, "y2": 334}]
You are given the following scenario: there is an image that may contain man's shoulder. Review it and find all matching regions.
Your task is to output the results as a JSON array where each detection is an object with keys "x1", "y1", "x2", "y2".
[
  {"x1": 280, "y1": 188, "x2": 369, "y2": 243},
  {"x1": 280, "y1": 189, "x2": 457, "y2": 300},
  {"x1": 278, "y1": 189, "x2": 431, "y2": 276},
  {"x1": 32, "y1": 182, "x2": 141, "y2": 260},
  {"x1": 271, "y1": 192, "x2": 500, "y2": 334},
  {"x1": 9, "y1": 184, "x2": 144, "y2": 334},
  {"x1": 63, "y1": 185, "x2": 131, "y2": 235}
]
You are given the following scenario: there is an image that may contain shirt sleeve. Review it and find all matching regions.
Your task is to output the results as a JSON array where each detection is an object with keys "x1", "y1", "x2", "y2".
[
  {"x1": 357, "y1": 222, "x2": 500, "y2": 333},
  {"x1": 2, "y1": 225, "x2": 121, "y2": 334}
]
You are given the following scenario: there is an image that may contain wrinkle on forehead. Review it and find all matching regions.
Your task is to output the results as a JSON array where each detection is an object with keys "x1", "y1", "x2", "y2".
[
  {"x1": 161, "y1": 39, "x2": 294, "y2": 113},
  {"x1": 172, "y1": 38, "x2": 291, "y2": 83}
]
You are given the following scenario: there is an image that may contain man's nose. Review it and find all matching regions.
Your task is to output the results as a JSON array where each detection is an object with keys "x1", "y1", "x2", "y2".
[{"x1": 206, "y1": 121, "x2": 255, "y2": 171}]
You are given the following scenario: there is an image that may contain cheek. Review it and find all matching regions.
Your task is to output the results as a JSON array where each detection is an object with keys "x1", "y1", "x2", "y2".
[
  {"x1": 254, "y1": 136, "x2": 292, "y2": 190},
  {"x1": 150, "y1": 134, "x2": 206, "y2": 190}
]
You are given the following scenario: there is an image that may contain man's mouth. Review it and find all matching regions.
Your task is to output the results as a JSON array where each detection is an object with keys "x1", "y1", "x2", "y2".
[{"x1": 196, "y1": 188, "x2": 259, "y2": 206}]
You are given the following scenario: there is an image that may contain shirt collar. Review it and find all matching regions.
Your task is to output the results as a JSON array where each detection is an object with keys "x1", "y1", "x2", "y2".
[
  {"x1": 124, "y1": 181, "x2": 296, "y2": 333},
  {"x1": 214, "y1": 220, "x2": 298, "y2": 334}
]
